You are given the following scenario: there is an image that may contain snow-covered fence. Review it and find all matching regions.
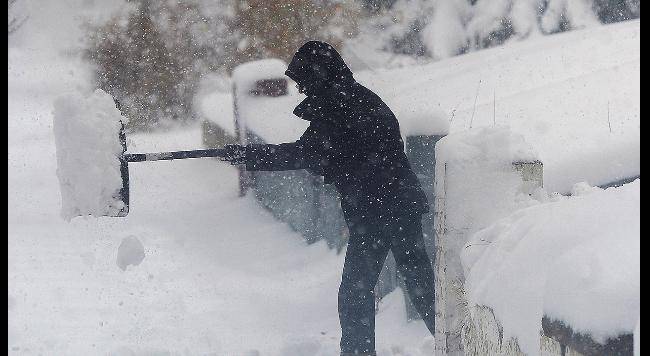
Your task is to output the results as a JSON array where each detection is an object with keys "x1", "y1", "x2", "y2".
[{"x1": 433, "y1": 128, "x2": 637, "y2": 356}]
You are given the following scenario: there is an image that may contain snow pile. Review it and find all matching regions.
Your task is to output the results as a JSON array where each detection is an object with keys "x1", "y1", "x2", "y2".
[
  {"x1": 52, "y1": 89, "x2": 126, "y2": 221},
  {"x1": 116, "y1": 236, "x2": 145, "y2": 271},
  {"x1": 462, "y1": 180, "x2": 640, "y2": 355},
  {"x1": 546, "y1": 135, "x2": 640, "y2": 192}
]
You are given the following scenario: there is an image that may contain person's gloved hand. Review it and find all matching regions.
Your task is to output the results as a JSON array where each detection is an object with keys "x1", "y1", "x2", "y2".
[{"x1": 223, "y1": 144, "x2": 247, "y2": 165}]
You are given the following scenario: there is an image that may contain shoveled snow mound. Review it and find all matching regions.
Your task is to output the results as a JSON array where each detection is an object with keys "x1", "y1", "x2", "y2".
[
  {"x1": 52, "y1": 89, "x2": 126, "y2": 221},
  {"x1": 462, "y1": 180, "x2": 640, "y2": 355}
]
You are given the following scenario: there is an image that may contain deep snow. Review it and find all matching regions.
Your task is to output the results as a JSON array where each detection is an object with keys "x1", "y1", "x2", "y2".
[{"x1": 8, "y1": 47, "x2": 432, "y2": 355}]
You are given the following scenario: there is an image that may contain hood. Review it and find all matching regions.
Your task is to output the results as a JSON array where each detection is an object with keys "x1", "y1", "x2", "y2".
[{"x1": 285, "y1": 41, "x2": 355, "y2": 95}]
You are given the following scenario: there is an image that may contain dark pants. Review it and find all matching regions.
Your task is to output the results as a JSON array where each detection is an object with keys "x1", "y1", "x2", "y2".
[{"x1": 338, "y1": 216, "x2": 436, "y2": 355}]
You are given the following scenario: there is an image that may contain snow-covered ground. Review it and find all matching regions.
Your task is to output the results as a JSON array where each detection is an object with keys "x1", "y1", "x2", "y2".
[
  {"x1": 9, "y1": 1, "x2": 639, "y2": 354},
  {"x1": 8, "y1": 45, "x2": 432, "y2": 356}
]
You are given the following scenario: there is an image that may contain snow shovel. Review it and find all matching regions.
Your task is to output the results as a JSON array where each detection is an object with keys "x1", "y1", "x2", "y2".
[
  {"x1": 53, "y1": 89, "x2": 232, "y2": 221},
  {"x1": 116, "y1": 123, "x2": 229, "y2": 217}
]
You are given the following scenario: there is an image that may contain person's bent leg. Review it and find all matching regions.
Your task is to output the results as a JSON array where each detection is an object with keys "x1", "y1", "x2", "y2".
[
  {"x1": 390, "y1": 218, "x2": 436, "y2": 336},
  {"x1": 339, "y1": 230, "x2": 391, "y2": 355}
]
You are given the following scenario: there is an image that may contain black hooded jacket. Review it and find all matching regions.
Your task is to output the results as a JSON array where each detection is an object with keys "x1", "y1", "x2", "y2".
[{"x1": 245, "y1": 41, "x2": 429, "y2": 232}]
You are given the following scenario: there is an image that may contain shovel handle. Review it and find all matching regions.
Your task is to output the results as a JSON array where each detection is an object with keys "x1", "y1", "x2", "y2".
[{"x1": 125, "y1": 148, "x2": 228, "y2": 162}]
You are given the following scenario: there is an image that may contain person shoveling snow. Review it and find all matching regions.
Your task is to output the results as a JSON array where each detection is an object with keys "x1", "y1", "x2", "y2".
[
  {"x1": 222, "y1": 41, "x2": 436, "y2": 356},
  {"x1": 52, "y1": 41, "x2": 436, "y2": 356}
]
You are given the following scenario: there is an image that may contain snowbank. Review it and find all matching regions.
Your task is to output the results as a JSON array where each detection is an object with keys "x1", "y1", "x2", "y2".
[
  {"x1": 52, "y1": 89, "x2": 126, "y2": 221},
  {"x1": 546, "y1": 135, "x2": 640, "y2": 192},
  {"x1": 462, "y1": 180, "x2": 640, "y2": 355}
]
